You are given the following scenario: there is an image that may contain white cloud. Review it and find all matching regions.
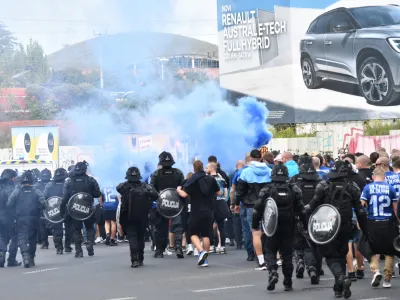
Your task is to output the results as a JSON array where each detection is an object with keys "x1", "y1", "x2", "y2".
[{"x1": 1, "y1": 0, "x2": 218, "y2": 54}]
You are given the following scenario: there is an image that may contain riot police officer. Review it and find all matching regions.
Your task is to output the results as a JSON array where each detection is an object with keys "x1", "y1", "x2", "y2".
[
  {"x1": 7, "y1": 171, "x2": 45, "y2": 268},
  {"x1": 43, "y1": 168, "x2": 69, "y2": 255},
  {"x1": 0, "y1": 169, "x2": 21, "y2": 267},
  {"x1": 291, "y1": 156, "x2": 323, "y2": 284},
  {"x1": 305, "y1": 161, "x2": 367, "y2": 299},
  {"x1": 34, "y1": 168, "x2": 52, "y2": 249},
  {"x1": 150, "y1": 152, "x2": 184, "y2": 258},
  {"x1": 117, "y1": 167, "x2": 158, "y2": 268},
  {"x1": 61, "y1": 161, "x2": 101, "y2": 258},
  {"x1": 253, "y1": 163, "x2": 304, "y2": 292}
]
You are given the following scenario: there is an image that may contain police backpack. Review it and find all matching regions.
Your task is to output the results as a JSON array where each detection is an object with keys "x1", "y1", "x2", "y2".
[
  {"x1": 325, "y1": 180, "x2": 353, "y2": 219},
  {"x1": 270, "y1": 183, "x2": 293, "y2": 216},
  {"x1": 121, "y1": 183, "x2": 152, "y2": 221},
  {"x1": 297, "y1": 178, "x2": 318, "y2": 205}
]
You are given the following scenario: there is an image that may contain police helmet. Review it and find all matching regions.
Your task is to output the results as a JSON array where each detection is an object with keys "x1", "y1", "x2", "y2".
[
  {"x1": 74, "y1": 161, "x2": 88, "y2": 175},
  {"x1": 40, "y1": 168, "x2": 52, "y2": 181},
  {"x1": 125, "y1": 167, "x2": 142, "y2": 182},
  {"x1": 327, "y1": 160, "x2": 351, "y2": 179},
  {"x1": 0, "y1": 169, "x2": 18, "y2": 180},
  {"x1": 158, "y1": 151, "x2": 175, "y2": 167},
  {"x1": 20, "y1": 170, "x2": 34, "y2": 184},
  {"x1": 53, "y1": 168, "x2": 68, "y2": 181},
  {"x1": 271, "y1": 163, "x2": 289, "y2": 182}
]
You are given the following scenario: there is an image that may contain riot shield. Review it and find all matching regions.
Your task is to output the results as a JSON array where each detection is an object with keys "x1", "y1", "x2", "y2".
[
  {"x1": 262, "y1": 198, "x2": 279, "y2": 237},
  {"x1": 156, "y1": 188, "x2": 184, "y2": 219},
  {"x1": 43, "y1": 196, "x2": 64, "y2": 224},
  {"x1": 67, "y1": 192, "x2": 95, "y2": 221},
  {"x1": 308, "y1": 204, "x2": 341, "y2": 245}
]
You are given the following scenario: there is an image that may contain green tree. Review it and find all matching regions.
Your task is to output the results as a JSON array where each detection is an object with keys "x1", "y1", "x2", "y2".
[{"x1": 25, "y1": 38, "x2": 49, "y2": 83}]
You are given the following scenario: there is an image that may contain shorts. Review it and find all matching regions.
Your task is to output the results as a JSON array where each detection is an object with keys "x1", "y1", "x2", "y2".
[
  {"x1": 188, "y1": 211, "x2": 213, "y2": 239},
  {"x1": 349, "y1": 229, "x2": 360, "y2": 243},
  {"x1": 103, "y1": 209, "x2": 117, "y2": 221}
]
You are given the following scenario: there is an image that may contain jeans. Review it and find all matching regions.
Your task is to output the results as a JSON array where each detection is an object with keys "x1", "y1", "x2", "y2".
[{"x1": 240, "y1": 206, "x2": 254, "y2": 256}]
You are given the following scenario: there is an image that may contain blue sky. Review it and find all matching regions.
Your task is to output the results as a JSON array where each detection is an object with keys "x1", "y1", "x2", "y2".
[{"x1": 217, "y1": 0, "x2": 338, "y2": 29}]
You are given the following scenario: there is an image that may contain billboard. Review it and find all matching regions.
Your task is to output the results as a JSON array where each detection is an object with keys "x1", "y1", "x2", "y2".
[
  {"x1": 11, "y1": 126, "x2": 59, "y2": 161},
  {"x1": 217, "y1": 0, "x2": 400, "y2": 123}
]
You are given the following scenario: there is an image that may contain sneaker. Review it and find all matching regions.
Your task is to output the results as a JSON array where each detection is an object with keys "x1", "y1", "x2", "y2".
[
  {"x1": 176, "y1": 248, "x2": 184, "y2": 259},
  {"x1": 217, "y1": 247, "x2": 226, "y2": 254},
  {"x1": 194, "y1": 248, "x2": 199, "y2": 256},
  {"x1": 371, "y1": 272, "x2": 383, "y2": 288},
  {"x1": 167, "y1": 246, "x2": 175, "y2": 252},
  {"x1": 198, "y1": 250, "x2": 209, "y2": 266},
  {"x1": 164, "y1": 248, "x2": 173, "y2": 256},
  {"x1": 200, "y1": 259, "x2": 209, "y2": 267},
  {"x1": 392, "y1": 270, "x2": 396, "y2": 278},
  {"x1": 356, "y1": 269, "x2": 365, "y2": 279},
  {"x1": 277, "y1": 259, "x2": 282, "y2": 267},
  {"x1": 383, "y1": 280, "x2": 392, "y2": 288},
  {"x1": 124, "y1": 238, "x2": 129, "y2": 243},
  {"x1": 255, "y1": 262, "x2": 267, "y2": 271},
  {"x1": 110, "y1": 239, "x2": 118, "y2": 246},
  {"x1": 209, "y1": 246, "x2": 216, "y2": 254},
  {"x1": 348, "y1": 272, "x2": 357, "y2": 282},
  {"x1": 94, "y1": 237, "x2": 103, "y2": 244},
  {"x1": 105, "y1": 235, "x2": 111, "y2": 246},
  {"x1": 186, "y1": 244, "x2": 194, "y2": 255}
]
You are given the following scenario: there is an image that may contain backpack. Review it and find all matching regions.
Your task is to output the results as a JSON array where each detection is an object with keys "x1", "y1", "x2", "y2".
[
  {"x1": 325, "y1": 180, "x2": 353, "y2": 220},
  {"x1": 121, "y1": 183, "x2": 151, "y2": 220},
  {"x1": 270, "y1": 183, "x2": 293, "y2": 217},
  {"x1": 297, "y1": 178, "x2": 318, "y2": 205},
  {"x1": 70, "y1": 176, "x2": 90, "y2": 195},
  {"x1": 155, "y1": 168, "x2": 182, "y2": 191}
]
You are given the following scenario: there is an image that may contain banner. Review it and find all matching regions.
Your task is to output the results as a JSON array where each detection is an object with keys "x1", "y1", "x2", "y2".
[
  {"x1": 12, "y1": 126, "x2": 59, "y2": 161},
  {"x1": 217, "y1": 0, "x2": 400, "y2": 123}
]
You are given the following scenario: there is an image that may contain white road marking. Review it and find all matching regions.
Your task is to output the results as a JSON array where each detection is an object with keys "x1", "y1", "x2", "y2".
[
  {"x1": 360, "y1": 298, "x2": 389, "y2": 300},
  {"x1": 104, "y1": 298, "x2": 137, "y2": 300},
  {"x1": 192, "y1": 285, "x2": 254, "y2": 293},
  {"x1": 84, "y1": 260, "x2": 103, "y2": 264},
  {"x1": 23, "y1": 268, "x2": 60, "y2": 275},
  {"x1": 319, "y1": 277, "x2": 334, "y2": 281}
]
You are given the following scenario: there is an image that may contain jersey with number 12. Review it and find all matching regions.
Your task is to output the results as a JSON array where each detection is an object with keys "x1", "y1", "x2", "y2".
[{"x1": 361, "y1": 181, "x2": 397, "y2": 220}]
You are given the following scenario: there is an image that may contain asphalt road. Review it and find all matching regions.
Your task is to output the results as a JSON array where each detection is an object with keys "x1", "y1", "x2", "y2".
[{"x1": 1, "y1": 242, "x2": 399, "y2": 300}]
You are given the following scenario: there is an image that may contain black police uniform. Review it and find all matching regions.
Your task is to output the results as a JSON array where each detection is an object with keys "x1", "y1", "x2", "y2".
[
  {"x1": 291, "y1": 160, "x2": 323, "y2": 283},
  {"x1": 305, "y1": 161, "x2": 367, "y2": 299},
  {"x1": 43, "y1": 168, "x2": 69, "y2": 254},
  {"x1": 0, "y1": 169, "x2": 21, "y2": 267},
  {"x1": 253, "y1": 164, "x2": 304, "y2": 292},
  {"x1": 150, "y1": 152, "x2": 184, "y2": 258},
  {"x1": 61, "y1": 162, "x2": 101, "y2": 258},
  {"x1": 117, "y1": 167, "x2": 158, "y2": 267},
  {"x1": 34, "y1": 168, "x2": 52, "y2": 249},
  {"x1": 7, "y1": 171, "x2": 45, "y2": 268}
]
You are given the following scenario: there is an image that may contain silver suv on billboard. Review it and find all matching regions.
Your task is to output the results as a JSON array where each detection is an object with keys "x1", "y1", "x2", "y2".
[{"x1": 300, "y1": 5, "x2": 400, "y2": 106}]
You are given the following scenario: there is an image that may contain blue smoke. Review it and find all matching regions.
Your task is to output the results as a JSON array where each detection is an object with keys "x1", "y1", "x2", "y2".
[{"x1": 63, "y1": 82, "x2": 272, "y2": 186}]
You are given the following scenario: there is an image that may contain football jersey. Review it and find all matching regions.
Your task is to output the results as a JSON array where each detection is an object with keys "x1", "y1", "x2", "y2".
[
  {"x1": 385, "y1": 171, "x2": 400, "y2": 199},
  {"x1": 361, "y1": 181, "x2": 397, "y2": 220}
]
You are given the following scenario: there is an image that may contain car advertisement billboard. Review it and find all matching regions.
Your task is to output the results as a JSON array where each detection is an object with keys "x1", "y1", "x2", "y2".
[
  {"x1": 11, "y1": 126, "x2": 59, "y2": 161},
  {"x1": 217, "y1": 0, "x2": 400, "y2": 123}
]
